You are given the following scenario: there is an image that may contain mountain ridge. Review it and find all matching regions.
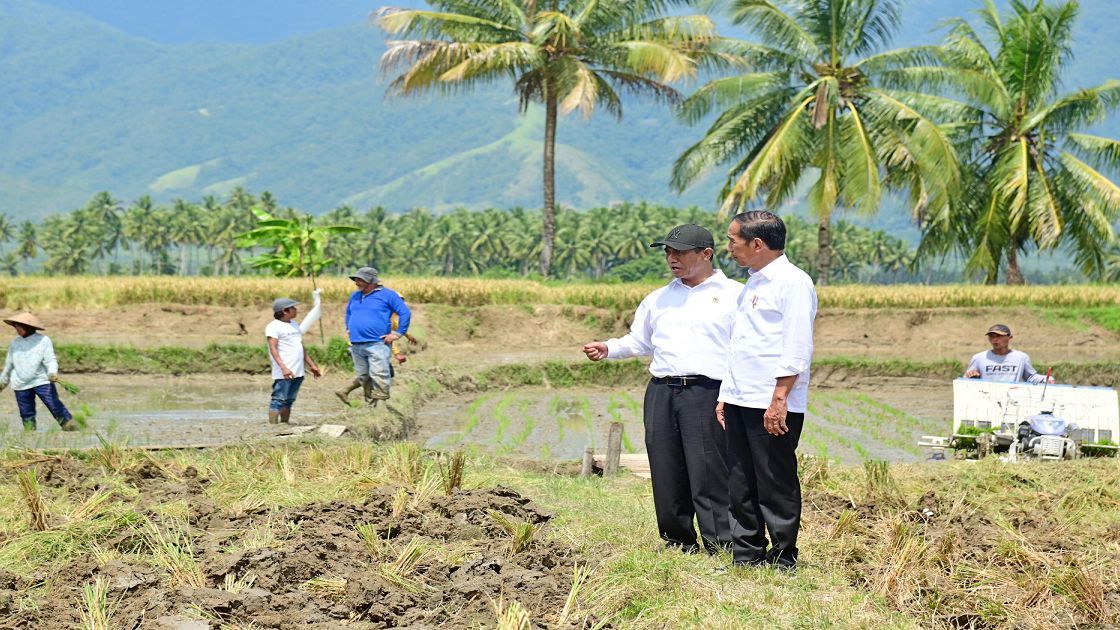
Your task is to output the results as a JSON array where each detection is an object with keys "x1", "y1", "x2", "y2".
[{"x1": 2, "y1": 0, "x2": 1118, "y2": 239}]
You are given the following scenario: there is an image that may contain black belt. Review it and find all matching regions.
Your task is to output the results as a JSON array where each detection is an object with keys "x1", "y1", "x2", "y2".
[{"x1": 650, "y1": 375, "x2": 718, "y2": 387}]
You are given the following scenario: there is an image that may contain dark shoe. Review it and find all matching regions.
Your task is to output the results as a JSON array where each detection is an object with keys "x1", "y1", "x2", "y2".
[{"x1": 59, "y1": 420, "x2": 78, "y2": 432}]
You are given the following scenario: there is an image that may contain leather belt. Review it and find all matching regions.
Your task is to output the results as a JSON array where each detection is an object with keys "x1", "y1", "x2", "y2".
[{"x1": 650, "y1": 375, "x2": 718, "y2": 387}]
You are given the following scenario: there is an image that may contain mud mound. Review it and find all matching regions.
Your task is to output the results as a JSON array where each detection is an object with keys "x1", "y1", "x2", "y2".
[{"x1": 1, "y1": 473, "x2": 588, "y2": 629}]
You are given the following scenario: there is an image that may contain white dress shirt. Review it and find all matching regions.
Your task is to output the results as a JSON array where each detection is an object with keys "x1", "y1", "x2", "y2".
[
  {"x1": 719, "y1": 255, "x2": 817, "y2": 412},
  {"x1": 605, "y1": 270, "x2": 743, "y2": 380}
]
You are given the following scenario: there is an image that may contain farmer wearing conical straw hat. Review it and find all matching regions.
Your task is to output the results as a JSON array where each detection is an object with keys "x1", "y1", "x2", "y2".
[{"x1": 0, "y1": 313, "x2": 77, "y2": 432}]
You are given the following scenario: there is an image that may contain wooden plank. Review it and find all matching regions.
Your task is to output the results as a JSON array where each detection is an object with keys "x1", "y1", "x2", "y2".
[{"x1": 594, "y1": 453, "x2": 651, "y2": 479}]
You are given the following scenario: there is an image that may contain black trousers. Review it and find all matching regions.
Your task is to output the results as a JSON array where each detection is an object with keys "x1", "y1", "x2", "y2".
[
  {"x1": 643, "y1": 379, "x2": 733, "y2": 552},
  {"x1": 724, "y1": 404, "x2": 804, "y2": 567}
]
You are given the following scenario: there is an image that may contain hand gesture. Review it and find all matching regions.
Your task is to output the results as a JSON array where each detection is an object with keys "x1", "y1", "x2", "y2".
[
  {"x1": 582, "y1": 342, "x2": 608, "y2": 361},
  {"x1": 381, "y1": 332, "x2": 401, "y2": 344},
  {"x1": 715, "y1": 402, "x2": 725, "y2": 429}
]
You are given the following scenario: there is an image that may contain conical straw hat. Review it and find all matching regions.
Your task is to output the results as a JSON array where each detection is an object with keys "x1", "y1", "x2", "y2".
[{"x1": 3, "y1": 312, "x2": 45, "y2": 331}]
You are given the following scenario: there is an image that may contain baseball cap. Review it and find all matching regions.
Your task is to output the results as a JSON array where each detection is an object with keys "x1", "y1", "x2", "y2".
[
  {"x1": 986, "y1": 324, "x2": 1012, "y2": 336},
  {"x1": 272, "y1": 297, "x2": 299, "y2": 313},
  {"x1": 349, "y1": 266, "x2": 380, "y2": 284},
  {"x1": 649, "y1": 224, "x2": 715, "y2": 250}
]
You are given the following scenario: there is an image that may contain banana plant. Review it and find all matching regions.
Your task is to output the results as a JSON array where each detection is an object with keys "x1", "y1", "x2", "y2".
[{"x1": 238, "y1": 207, "x2": 361, "y2": 340}]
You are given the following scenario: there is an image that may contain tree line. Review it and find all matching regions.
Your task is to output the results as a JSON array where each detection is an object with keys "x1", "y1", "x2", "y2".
[
  {"x1": 0, "y1": 189, "x2": 922, "y2": 283},
  {"x1": 376, "y1": 0, "x2": 1120, "y2": 284}
]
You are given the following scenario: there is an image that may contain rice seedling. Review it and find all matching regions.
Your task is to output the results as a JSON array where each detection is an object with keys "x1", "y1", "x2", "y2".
[
  {"x1": 381, "y1": 443, "x2": 423, "y2": 484},
  {"x1": 488, "y1": 510, "x2": 540, "y2": 556},
  {"x1": 89, "y1": 543, "x2": 119, "y2": 567},
  {"x1": 390, "y1": 487, "x2": 410, "y2": 520},
  {"x1": 491, "y1": 595, "x2": 532, "y2": 630},
  {"x1": 828, "y1": 510, "x2": 858, "y2": 540},
  {"x1": 355, "y1": 523, "x2": 390, "y2": 560},
  {"x1": 221, "y1": 571, "x2": 258, "y2": 594},
  {"x1": 863, "y1": 460, "x2": 899, "y2": 499},
  {"x1": 556, "y1": 564, "x2": 593, "y2": 628},
  {"x1": 408, "y1": 468, "x2": 443, "y2": 509},
  {"x1": 79, "y1": 576, "x2": 113, "y2": 630},
  {"x1": 56, "y1": 378, "x2": 81, "y2": 395},
  {"x1": 17, "y1": 470, "x2": 49, "y2": 532},
  {"x1": 379, "y1": 536, "x2": 431, "y2": 593},
  {"x1": 1051, "y1": 564, "x2": 1108, "y2": 623},
  {"x1": 140, "y1": 520, "x2": 204, "y2": 588},
  {"x1": 797, "y1": 454, "x2": 829, "y2": 488},
  {"x1": 67, "y1": 490, "x2": 115, "y2": 523},
  {"x1": 300, "y1": 575, "x2": 347, "y2": 601},
  {"x1": 90, "y1": 433, "x2": 132, "y2": 473},
  {"x1": 437, "y1": 451, "x2": 466, "y2": 494}
]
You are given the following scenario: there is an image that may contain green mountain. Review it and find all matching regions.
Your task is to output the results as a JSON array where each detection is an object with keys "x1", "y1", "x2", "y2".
[{"x1": 2, "y1": 0, "x2": 1119, "y2": 232}]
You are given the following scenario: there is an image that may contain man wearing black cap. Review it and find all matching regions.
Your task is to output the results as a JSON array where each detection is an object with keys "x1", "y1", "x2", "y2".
[
  {"x1": 582, "y1": 224, "x2": 742, "y2": 553},
  {"x1": 339, "y1": 266, "x2": 411, "y2": 405},
  {"x1": 964, "y1": 324, "x2": 1053, "y2": 383}
]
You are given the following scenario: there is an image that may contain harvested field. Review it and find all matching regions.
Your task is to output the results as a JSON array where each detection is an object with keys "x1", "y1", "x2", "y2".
[{"x1": 0, "y1": 447, "x2": 595, "y2": 629}]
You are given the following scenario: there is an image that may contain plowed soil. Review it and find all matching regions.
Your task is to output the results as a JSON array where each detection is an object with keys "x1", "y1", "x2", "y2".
[{"x1": 0, "y1": 459, "x2": 593, "y2": 629}]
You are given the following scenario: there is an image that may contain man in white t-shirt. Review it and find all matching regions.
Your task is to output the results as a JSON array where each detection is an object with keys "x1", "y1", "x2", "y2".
[
  {"x1": 964, "y1": 324, "x2": 1053, "y2": 384},
  {"x1": 265, "y1": 297, "x2": 322, "y2": 424}
]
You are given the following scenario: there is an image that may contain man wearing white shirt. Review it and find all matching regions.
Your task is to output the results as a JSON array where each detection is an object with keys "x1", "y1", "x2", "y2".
[
  {"x1": 583, "y1": 224, "x2": 743, "y2": 553},
  {"x1": 717, "y1": 211, "x2": 817, "y2": 569}
]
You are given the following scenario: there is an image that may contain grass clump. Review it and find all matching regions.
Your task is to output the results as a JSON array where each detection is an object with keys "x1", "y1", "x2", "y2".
[
  {"x1": 379, "y1": 536, "x2": 432, "y2": 593},
  {"x1": 16, "y1": 470, "x2": 49, "y2": 532},
  {"x1": 79, "y1": 576, "x2": 114, "y2": 630},
  {"x1": 140, "y1": 520, "x2": 204, "y2": 588}
]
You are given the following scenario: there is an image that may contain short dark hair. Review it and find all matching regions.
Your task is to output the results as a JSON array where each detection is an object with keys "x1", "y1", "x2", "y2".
[{"x1": 732, "y1": 211, "x2": 786, "y2": 250}]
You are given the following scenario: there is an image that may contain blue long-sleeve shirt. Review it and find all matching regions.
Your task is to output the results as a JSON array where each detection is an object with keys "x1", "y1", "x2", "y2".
[{"x1": 345, "y1": 287, "x2": 411, "y2": 343}]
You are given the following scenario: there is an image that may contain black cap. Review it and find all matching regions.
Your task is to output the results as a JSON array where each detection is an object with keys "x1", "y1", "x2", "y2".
[
  {"x1": 986, "y1": 324, "x2": 1012, "y2": 336},
  {"x1": 649, "y1": 224, "x2": 715, "y2": 250}
]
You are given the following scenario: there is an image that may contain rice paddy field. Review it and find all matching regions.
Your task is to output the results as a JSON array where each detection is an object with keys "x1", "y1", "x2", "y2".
[{"x1": 0, "y1": 277, "x2": 1117, "y2": 628}]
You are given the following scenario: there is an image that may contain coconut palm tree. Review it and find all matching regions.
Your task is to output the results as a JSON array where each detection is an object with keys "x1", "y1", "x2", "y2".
[
  {"x1": 672, "y1": 0, "x2": 960, "y2": 284},
  {"x1": 914, "y1": 0, "x2": 1120, "y2": 283},
  {"x1": 377, "y1": 0, "x2": 718, "y2": 277},
  {"x1": 16, "y1": 221, "x2": 36, "y2": 274}
]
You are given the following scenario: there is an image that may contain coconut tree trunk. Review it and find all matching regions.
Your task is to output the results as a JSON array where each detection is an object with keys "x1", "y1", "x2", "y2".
[
  {"x1": 1006, "y1": 246, "x2": 1025, "y2": 285},
  {"x1": 816, "y1": 214, "x2": 832, "y2": 286},
  {"x1": 539, "y1": 89, "x2": 558, "y2": 278}
]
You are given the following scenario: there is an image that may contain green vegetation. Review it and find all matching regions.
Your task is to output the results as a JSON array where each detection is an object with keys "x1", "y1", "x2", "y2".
[
  {"x1": 674, "y1": 0, "x2": 956, "y2": 285},
  {"x1": 377, "y1": 0, "x2": 717, "y2": 277},
  {"x1": 4, "y1": 194, "x2": 917, "y2": 283},
  {"x1": 918, "y1": 0, "x2": 1120, "y2": 283}
]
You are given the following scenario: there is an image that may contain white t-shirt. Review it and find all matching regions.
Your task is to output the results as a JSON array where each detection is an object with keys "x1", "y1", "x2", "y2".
[{"x1": 265, "y1": 319, "x2": 305, "y2": 380}]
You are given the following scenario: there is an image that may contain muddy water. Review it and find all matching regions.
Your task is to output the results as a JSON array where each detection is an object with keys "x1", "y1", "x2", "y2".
[
  {"x1": 414, "y1": 382, "x2": 956, "y2": 465},
  {"x1": 1, "y1": 372, "x2": 957, "y2": 465},
  {"x1": 415, "y1": 387, "x2": 648, "y2": 460},
  {"x1": 0, "y1": 374, "x2": 354, "y2": 449}
]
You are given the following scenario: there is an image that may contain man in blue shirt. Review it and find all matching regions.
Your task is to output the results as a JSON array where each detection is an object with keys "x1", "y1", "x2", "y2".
[{"x1": 337, "y1": 267, "x2": 411, "y2": 406}]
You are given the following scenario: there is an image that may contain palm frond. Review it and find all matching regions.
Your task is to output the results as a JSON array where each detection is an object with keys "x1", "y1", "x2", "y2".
[
  {"x1": 1066, "y1": 133, "x2": 1120, "y2": 171},
  {"x1": 1022, "y1": 80, "x2": 1120, "y2": 135},
  {"x1": 728, "y1": 0, "x2": 819, "y2": 59},
  {"x1": 675, "y1": 73, "x2": 788, "y2": 125},
  {"x1": 839, "y1": 103, "x2": 883, "y2": 214},
  {"x1": 377, "y1": 8, "x2": 521, "y2": 42},
  {"x1": 719, "y1": 94, "x2": 816, "y2": 215}
]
